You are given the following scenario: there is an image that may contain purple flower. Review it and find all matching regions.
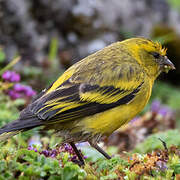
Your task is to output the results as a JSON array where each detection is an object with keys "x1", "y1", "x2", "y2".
[
  {"x1": 13, "y1": 83, "x2": 36, "y2": 98},
  {"x1": 158, "y1": 106, "x2": 171, "y2": 117},
  {"x1": 71, "y1": 155, "x2": 78, "y2": 161},
  {"x1": 10, "y1": 72, "x2": 20, "y2": 82},
  {"x1": 156, "y1": 161, "x2": 168, "y2": 171},
  {"x1": 51, "y1": 153, "x2": 56, "y2": 158},
  {"x1": 28, "y1": 146, "x2": 33, "y2": 151},
  {"x1": 83, "y1": 155, "x2": 88, "y2": 159},
  {"x1": 14, "y1": 83, "x2": 26, "y2": 92},
  {"x1": 51, "y1": 149, "x2": 57, "y2": 154},
  {"x1": 24, "y1": 86, "x2": 36, "y2": 97},
  {"x1": 41, "y1": 150, "x2": 49, "y2": 157},
  {"x1": 2, "y1": 71, "x2": 20, "y2": 82},
  {"x1": 151, "y1": 100, "x2": 174, "y2": 118},
  {"x1": 50, "y1": 150, "x2": 57, "y2": 158},
  {"x1": 28, "y1": 146, "x2": 37, "y2": 152},
  {"x1": 40, "y1": 149, "x2": 58, "y2": 158},
  {"x1": 2, "y1": 71, "x2": 11, "y2": 80},
  {"x1": 151, "y1": 100, "x2": 161, "y2": 113},
  {"x1": 2, "y1": 71, "x2": 36, "y2": 99},
  {"x1": 64, "y1": 144, "x2": 73, "y2": 152},
  {"x1": 8, "y1": 90, "x2": 21, "y2": 99}
]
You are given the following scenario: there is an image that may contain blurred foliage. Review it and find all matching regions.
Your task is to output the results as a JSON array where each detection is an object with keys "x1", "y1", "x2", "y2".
[
  {"x1": 0, "y1": 57, "x2": 20, "y2": 76},
  {"x1": 134, "y1": 130, "x2": 180, "y2": 153},
  {"x1": 0, "y1": 93, "x2": 19, "y2": 127},
  {"x1": 0, "y1": 147, "x2": 86, "y2": 180},
  {"x1": 0, "y1": 48, "x2": 6, "y2": 63},
  {"x1": 140, "y1": 81, "x2": 180, "y2": 127},
  {"x1": 151, "y1": 81, "x2": 180, "y2": 109},
  {"x1": 151, "y1": 81, "x2": 180, "y2": 126},
  {"x1": 21, "y1": 66, "x2": 42, "y2": 79},
  {"x1": 167, "y1": 0, "x2": 180, "y2": 11},
  {"x1": 0, "y1": 56, "x2": 36, "y2": 126},
  {"x1": 1, "y1": 134, "x2": 180, "y2": 179},
  {"x1": 48, "y1": 37, "x2": 59, "y2": 63}
]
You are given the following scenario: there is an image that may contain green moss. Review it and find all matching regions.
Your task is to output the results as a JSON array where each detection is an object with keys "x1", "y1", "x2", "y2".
[{"x1": 134, "y1": 130, "x2": 180, "y2": 153}]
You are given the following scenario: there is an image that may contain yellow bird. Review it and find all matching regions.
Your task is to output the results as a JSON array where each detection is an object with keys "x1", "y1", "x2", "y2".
[{"x1": 0, "y1": 37, "x2": 175, "y2": 165}]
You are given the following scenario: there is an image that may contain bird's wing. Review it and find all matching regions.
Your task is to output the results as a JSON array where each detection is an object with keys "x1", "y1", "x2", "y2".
[{"x1": 22, "y1": 61, "x2": 145, "y2": 123}]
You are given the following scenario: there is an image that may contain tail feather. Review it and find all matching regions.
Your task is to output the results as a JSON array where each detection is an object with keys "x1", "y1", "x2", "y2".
[{"x1": 0, "y1": 118, "x2": 43, "y2": 141}]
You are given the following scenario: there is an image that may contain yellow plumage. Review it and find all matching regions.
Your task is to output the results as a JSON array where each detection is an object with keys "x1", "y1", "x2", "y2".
[{"x1": 0, "y1": 37, "x2": 175, "y2": 164}]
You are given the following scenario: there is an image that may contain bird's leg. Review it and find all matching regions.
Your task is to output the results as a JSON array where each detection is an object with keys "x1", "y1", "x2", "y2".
[
  {"x1": 89, "y1": 142, "x2": 111, "y2": 159},
  {"x1": 69, "y1": 142, "x2": 85, "y2": 166}
]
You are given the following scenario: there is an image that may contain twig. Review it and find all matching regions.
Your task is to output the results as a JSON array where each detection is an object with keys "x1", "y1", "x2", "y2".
[
  {"x1": 0, "y1": 56, "x2": 21, "y2": 76},
  {"x1": 158, "y1": 138, "x2": 168, "y2": 152}
]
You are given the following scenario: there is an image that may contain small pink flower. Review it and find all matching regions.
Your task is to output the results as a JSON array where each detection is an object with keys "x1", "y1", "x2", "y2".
[
  {"x1": 2, "y1": 71, "x2": 20, "y2": 82},
  {"x1": 8, "y1": 90, "x2": 21, "y2": 99}
]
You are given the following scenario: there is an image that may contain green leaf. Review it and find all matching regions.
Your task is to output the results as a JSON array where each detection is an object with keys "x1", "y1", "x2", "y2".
[
  {"x1": 48, "y1": 175, "x2": 62, "y2": 180},
  {"x1": 0, "y1": 161, "x2": 6, "y2": 172},
  {"x1": 95, "y1": 156, "x2": 129, "y2": 175},
  {"x1": 0, "y1": 51, "x2": 6, "y2": 63},
  {"x1": 48, "y1": 37, "x2": 58, "y2": 62},
  {"x1": 18, "y1": 176, "x2": 30, "y2": 180},
  {"x1": 171, "y1": 163, "x2": 180, "y2": 174}
]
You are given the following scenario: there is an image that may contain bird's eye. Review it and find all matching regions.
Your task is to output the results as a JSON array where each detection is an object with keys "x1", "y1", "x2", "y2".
[{"x1": 151, "y1": 52, "x2": 160, "y2": 59}]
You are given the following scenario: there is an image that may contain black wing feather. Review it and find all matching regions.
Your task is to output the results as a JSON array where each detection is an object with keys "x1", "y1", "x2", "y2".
[{"x1": 25, "y1": 81, "x2": 143, "y2": 122}]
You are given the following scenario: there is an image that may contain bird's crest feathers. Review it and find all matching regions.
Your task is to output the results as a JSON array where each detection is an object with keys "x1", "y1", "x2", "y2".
[{"x1": 155, "y1": 41, "x2": 167, "y2": 56}]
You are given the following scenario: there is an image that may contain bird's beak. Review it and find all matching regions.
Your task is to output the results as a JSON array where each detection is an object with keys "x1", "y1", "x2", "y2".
[{"x1": 162, "y1": 56, "x2": 176, "y2": 73}]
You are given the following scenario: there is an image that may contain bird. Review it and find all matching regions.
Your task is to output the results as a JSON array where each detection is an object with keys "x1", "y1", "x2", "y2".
[{"x1": 0, "y1": 37, "x2": 175, "y2": 165}]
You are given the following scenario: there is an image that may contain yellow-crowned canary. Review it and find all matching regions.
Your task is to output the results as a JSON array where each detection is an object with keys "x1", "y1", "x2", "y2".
[{"x1": 0, "y1": 37, "x2": 175, "y2": 165}]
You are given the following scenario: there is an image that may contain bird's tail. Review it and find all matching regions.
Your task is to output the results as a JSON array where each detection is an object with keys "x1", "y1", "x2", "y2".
[{"x1": 0, "y1": 118, "x2": 43, "y2": 141}]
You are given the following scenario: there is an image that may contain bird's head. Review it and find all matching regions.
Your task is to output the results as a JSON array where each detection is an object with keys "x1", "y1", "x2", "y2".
[{"x1": 124, "y1": 37, "x2": 175, "y2": 78}]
